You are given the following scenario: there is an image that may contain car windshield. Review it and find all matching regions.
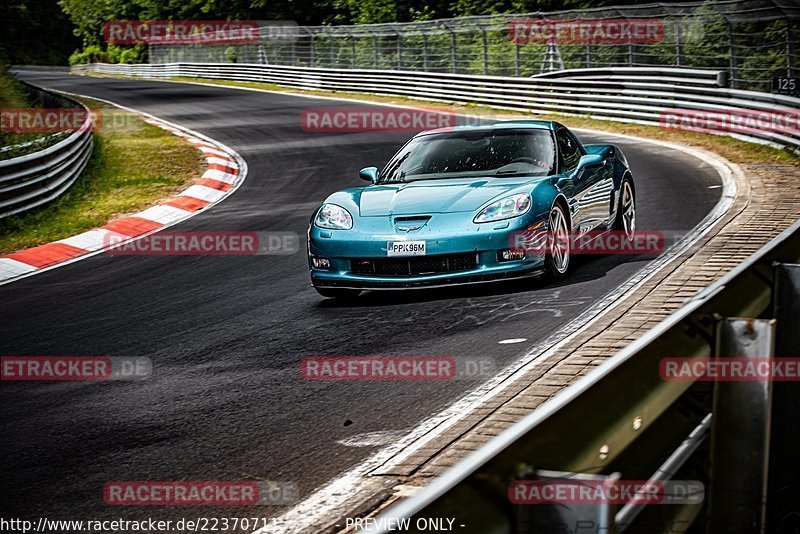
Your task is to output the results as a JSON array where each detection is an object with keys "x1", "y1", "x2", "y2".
[{"x1": 379, "y1": 128, "x2": 556, "y2": 183}]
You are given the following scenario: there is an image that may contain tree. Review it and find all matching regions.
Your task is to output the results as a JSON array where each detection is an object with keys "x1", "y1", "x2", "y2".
[{"x1": 0, "y1": 0, "x2": 80, "y2": 65}]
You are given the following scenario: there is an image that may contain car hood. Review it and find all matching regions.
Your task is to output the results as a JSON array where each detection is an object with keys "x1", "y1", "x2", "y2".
[{"x1": 358, "y1": 176, "x2": 545, "y2": 216}]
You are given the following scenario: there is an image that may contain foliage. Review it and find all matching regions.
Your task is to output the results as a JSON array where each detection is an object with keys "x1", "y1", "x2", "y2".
[
  {"x1": 68, "y1": 44, "x2": 147, "y2": 65},
  {"x1": 0, "y1": 0, "x2": 80, "y2": 65}
]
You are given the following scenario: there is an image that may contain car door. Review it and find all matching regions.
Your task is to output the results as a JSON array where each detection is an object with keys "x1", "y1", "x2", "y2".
[{"x1": 557, "y1": 128, "x2": 609, "y2": 233}]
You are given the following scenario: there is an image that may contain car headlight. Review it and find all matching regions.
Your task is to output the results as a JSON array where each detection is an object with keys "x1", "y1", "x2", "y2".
[
  {"x1": 474, "y1": 193, "x2": 531, "y2": 223},
  {"x1": 315, "y1": 203, "x2": 353, "y2": 230}
]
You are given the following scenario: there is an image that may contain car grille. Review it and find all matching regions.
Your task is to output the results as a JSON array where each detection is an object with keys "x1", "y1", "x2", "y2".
[{"x1": 351, "y1": 253, "x2": 478, "y2": 277}]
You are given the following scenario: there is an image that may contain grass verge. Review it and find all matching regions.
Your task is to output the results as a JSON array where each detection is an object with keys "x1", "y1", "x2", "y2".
[
  {"x1": 0, "y1": 69, "x2": 30, "y2": 109},
  {"x1": 0, "y1": 96, "x2": 205, "y2": 254}
]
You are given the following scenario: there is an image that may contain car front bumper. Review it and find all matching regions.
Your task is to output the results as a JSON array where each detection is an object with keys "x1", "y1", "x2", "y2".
[{"x1": 308, "y1": 212, "x2": 547, "y2": 290}]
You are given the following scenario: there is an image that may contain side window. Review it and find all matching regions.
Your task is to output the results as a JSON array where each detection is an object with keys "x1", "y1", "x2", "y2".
[{"x1": 556, "y1": 129, "x2": 582, "y2": 173}]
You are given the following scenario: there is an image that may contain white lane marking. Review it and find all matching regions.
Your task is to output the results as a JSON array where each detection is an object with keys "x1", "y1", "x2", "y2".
[
  {"x1": 257, "y1": 130, "x2": 739, "y2": 534},
  {"x1": 498, "y1": 338, "x2": 527, "y2": 344},
  {"x1": 337, "y1": 431, "x2": 404, "y2": 448},
  {"x1": 0, "y1": 86, "x2": 249, "y2": 286}
]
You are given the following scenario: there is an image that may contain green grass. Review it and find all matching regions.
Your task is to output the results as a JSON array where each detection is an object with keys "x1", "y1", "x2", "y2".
[
  {"x1": 0, "y1": 96, "x2": 205, "y2": 254},
  {"x1": 0, "y1": 69, "x2": 29, "y2": 109}
]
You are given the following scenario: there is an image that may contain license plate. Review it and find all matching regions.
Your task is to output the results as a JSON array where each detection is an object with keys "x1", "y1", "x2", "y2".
[{"x1": 387, "y1": 241, "x2": 426, "y2": 256}]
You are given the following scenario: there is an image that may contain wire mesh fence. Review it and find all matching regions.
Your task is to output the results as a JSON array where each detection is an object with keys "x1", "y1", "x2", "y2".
[{"x1": 147, "y1": 0, "x2": 799, "y2": 91}]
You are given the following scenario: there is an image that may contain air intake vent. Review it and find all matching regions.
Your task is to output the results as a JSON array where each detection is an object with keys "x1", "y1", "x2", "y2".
[
  {"x1": 351, "y1": 253, "x2": 477, "y2": 277},
  {"x1": 394, "y1": 215, "x2": 432, "y2": 222}
]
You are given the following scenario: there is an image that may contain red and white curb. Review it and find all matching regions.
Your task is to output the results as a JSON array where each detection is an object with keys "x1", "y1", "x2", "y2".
[{"x1": 0, "y1": 105, "x2": 248, "y2": 286}]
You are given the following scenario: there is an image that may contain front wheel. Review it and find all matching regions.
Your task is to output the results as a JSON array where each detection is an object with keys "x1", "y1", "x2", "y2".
[
  {"x1": 314, "y1": 287, "x2": 362, "y2": 300},
  {"x1": 544, "y1": 202, "x2": 571, "y2": 280}
]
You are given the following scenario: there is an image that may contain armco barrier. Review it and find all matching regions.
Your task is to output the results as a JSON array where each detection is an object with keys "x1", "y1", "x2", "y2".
[
  {"x1": 374, "y1": 220, "x2": 800, "y2": 533},
  {"x1": 0, "y1": 82, "x2": 94, "y2": 219},
  {"x1": 530, "y1": 66, "x2": 729, "y2": 87},
  {"x1": 72, "y1": 62, "x2": 800, "y2": 151}
]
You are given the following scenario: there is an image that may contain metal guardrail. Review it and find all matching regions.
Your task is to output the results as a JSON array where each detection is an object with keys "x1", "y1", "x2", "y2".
[
  {"x1": 530, "y1": 66, "x2": 729, "y2": 87},
  {"x1": 374, "y1": 220, "x2": 800, "y2": 533},
  {"x1": 0, "y1": 83, "x2": 94, "y2": 219},
  {"x1": 73, "y1": 62, "x2": 800, "y2": 151},
  {"x1": 144, "y1": 0, "x2": 799, "y2": 92}
]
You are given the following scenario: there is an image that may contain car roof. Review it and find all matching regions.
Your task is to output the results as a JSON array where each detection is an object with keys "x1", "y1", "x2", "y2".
[{"x1": 418, "y1": 120, "x2": 560, "y2": 136}]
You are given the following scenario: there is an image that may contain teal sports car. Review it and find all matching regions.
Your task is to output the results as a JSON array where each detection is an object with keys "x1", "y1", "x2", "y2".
[{"x1": 308, "y1": 121, "x2": 636, "y2": 299}]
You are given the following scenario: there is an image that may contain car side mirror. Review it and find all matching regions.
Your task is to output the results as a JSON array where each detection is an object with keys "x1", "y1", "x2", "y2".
[
  {"x1": 359, "y1": 167, "x2": 379, "y2": 184},
  {"x1": 578, "y1": 154, "x2": 604, "y2": 170},
  {"x1": 572, "y1": 154, "x2": 604, "y2": 178}
]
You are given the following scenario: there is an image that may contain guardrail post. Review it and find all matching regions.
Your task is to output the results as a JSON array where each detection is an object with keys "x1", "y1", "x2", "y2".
[
  {"x1": 395, "y1": 28, "x2": 402, "y2": 70},
  {"x1": 726, "y1": 21, "x2": 738, "y2": 89},
  {"x1": 257, "y1": 43, "x2": 266, "y2": 64},
  {"x1": 373, "y1": 32, "x2": 379, "y2": 68},
  {"x1": 708, "y1": 318, "x2": 775, "y2": 534},
  {"x1": 767, "y1": 263, "x2": 800, "y2": 532},
  {"x1": 347, "y1": 30, "x2": 356, "y2": 68},
  {"x1": 329, "y1": 31, "x2": 335, "y2": 68},
  {"x1": 422, "y1": 31, "x2": 429, "y2": 72},
  {"x1": 447, "y1": 25, "x2": 458, "y2": 73},
  {"x1": 481, "y1": 25, "x2": 489, "y2": 75}
]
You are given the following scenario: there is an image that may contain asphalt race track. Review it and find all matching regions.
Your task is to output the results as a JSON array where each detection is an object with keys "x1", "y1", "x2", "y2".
[{"x1": 1, "y1": 72, "x2": 722, "y2": 526}]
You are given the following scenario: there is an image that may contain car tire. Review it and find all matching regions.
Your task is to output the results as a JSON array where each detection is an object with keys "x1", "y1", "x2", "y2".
[
  {"x1": 315, "y1": 287, "x2": 362, "y2": 300},
  {"x1": 544, "y1": 202, "x2": 571, "y2": 280},
  {"x1": 614, "y1": 177, "x2": 636, "y2": 240}
]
